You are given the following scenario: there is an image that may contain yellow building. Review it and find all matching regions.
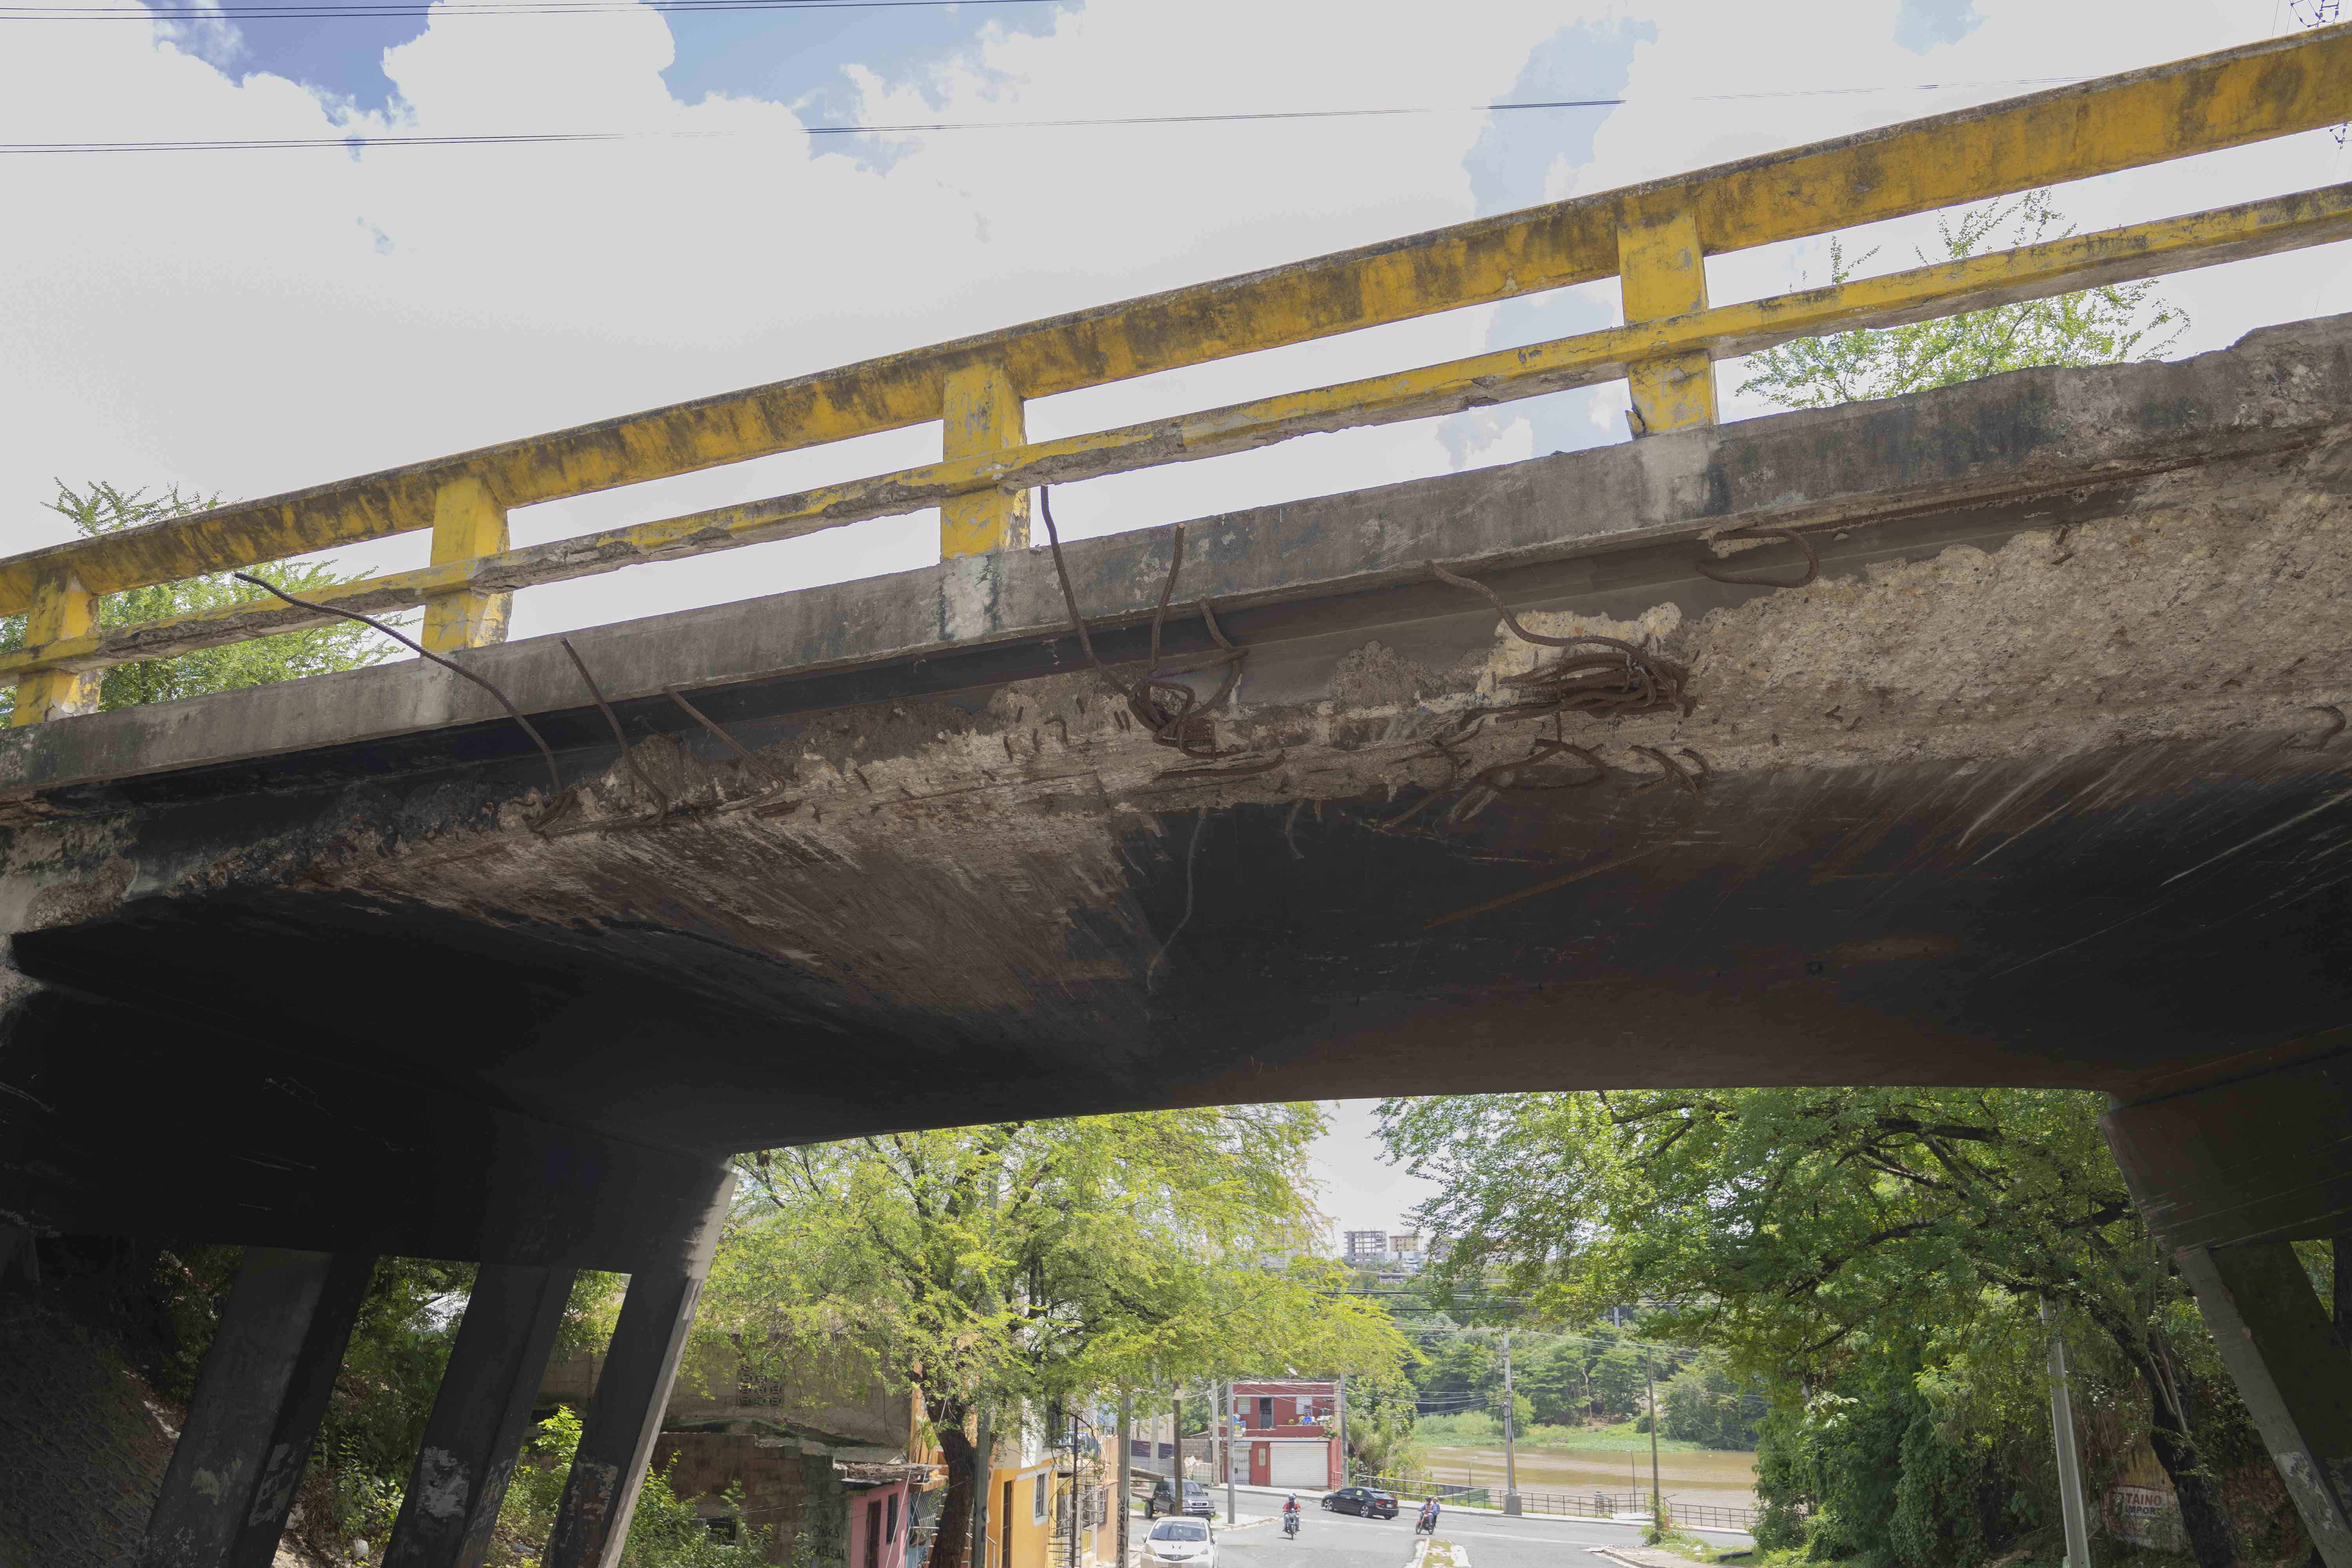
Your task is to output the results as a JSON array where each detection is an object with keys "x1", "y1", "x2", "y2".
[
  {"x1": 984, "y1": 1459, "x2": 1056, "y2": 1568},
  {"x1": 985, "y1": 1458, "x2": 1113, "y2": 1568}
]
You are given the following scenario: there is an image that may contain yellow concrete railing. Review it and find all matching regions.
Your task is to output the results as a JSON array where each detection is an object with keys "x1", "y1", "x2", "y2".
[{"x1": 5, "y1": 24, "x2": 2350, "y2": 723}]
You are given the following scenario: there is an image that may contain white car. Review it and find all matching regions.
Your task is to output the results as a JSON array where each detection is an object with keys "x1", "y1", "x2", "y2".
[{"x1": 1143, "y1": 1517, "x2": 1217, "y2": 1568}]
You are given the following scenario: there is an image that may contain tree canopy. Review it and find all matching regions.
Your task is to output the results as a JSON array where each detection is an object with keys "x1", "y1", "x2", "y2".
[
  {"x1": 1737, "y1": 190, "x2": 2188, "y2": 411},
  {"x1": 705, "y1": 1106, "x2": 1410, "y2": 1568},
  {"x1": 0, "y1": 481, "x2": 397, "y2": 720},
  {"x1": 1379, "y1": 1088, "x2": 2301, "y2": 1566}
]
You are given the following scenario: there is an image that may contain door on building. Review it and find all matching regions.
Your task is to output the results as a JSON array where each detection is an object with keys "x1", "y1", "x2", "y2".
[
  {"x1": 1258, "y1": 1397, "x2": 1275, "y2": 1429},
  {"x1": 1002, "y1": 1480, "x2": 1015, "y2": 1568},
  {"x1": 1270, "y1": 1442, "x2": 1331, "y2": 1489},
  {"x1": 1249, "y1": 1443, "x2": 1270, "y2": 1487},
  {"x1": 867, "y1": 1501, "x2": 882, "y2": 1568}
]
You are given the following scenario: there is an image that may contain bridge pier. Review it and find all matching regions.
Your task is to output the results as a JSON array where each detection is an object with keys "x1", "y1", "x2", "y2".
[
  {"x1": 138, "y1": 1250, "x2": 375, "y2": 1568},
  {"x1": 544, "y1": 1165, "x2": 734, "y2": 1568},
  {"x1": 2104, "y1": 1050, "x2": 2352, "y2": 1566},
  {"x1": 383, "y1": 1263, "x2": 580, "y2": 1568}
]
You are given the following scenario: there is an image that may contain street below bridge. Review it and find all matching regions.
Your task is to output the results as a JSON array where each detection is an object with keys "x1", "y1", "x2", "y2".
[{"x1": 1197, "y1": 1500, "x2": 1752, "y2": 1568}]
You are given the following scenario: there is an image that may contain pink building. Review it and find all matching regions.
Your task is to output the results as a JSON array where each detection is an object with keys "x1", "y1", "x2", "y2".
[
  {"x1": 1222, "y1": 1381, "x2": 1343, "y2": 1490},
  {"x1": 844, "y1": 1465, "x2": 925, "y2": 1568}
]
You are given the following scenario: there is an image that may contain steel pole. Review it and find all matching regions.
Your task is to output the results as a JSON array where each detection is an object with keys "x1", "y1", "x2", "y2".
[
  {"x1": 1336, "y1": 1372, "x2": 1348, "y2": 1487},
  {"x1": 1643, "y1": 1347, "x2": 1662, "y2": 1528},
  {"x1": 1223, "y1": 1380, "x2": 1236, "y2": 1524},
  {"x1": 1502, "y1": 1330, "x2": 1520, "y2": 1515},
  {"x1": 1118, "y1": 1389, "x2": 1132, "y2": 1567},
  {"x1": 2042, "y1": 1301, "x2": 2093, "y2": 1568}
]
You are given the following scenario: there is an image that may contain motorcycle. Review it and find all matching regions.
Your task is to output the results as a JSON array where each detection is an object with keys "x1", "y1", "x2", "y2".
[
  {"x1": 1414, "y1": 1512, "x2": 1437, "y2": 1536},
  {"x1": 1283, "y1": 1510, "x2": 1301, "y2": 1539}
]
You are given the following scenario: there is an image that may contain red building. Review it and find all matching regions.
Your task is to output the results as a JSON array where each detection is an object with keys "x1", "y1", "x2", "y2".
[{"x1": 1221, "y1": 1381, "x2": 1343, "y2": 1490}]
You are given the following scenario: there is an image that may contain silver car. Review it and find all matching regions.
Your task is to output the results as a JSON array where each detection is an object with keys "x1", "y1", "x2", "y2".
[{"x1": 1142, "y1": 1517, "x2": 1217, "y2": 1568}]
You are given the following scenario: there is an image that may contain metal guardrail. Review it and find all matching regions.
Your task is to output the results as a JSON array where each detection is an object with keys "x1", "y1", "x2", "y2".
[
  {"x1": 1348, "y1": 1475, "x2": 1761, "y2": 1531},
  {"x1": 5, "y1": 25, "x2": 2351, "y2": 724}
]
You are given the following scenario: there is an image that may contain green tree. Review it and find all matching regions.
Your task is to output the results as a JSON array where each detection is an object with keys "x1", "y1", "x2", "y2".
[
  {"x1": 1340, "y1": 1374, "x2": 1425, "y2": 1483},
  {"x1": 705, "y1": 1109, "x2": 1410, "y2": 1568},
  {"x1": 1737, "y1": 190, "x2": 2188, "y2": 411},
  {"x1": 1379, "y1": 1089, "x2": 2287, "y2": 1568},
  {"x1": 0, "y1": 481, "x2": 398, "y2": 721}
]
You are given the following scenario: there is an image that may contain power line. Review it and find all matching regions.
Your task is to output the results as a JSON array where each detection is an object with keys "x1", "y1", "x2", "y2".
[
  {"x1": 0, "y1": 77, "x2": 2107, "y2": 156},
  {"x1": 11, "y1": 0, "x2": 1058, "y2": 14},
  {"x1": 0, "y1": 100, "x2": 1629, "y2": 153}
]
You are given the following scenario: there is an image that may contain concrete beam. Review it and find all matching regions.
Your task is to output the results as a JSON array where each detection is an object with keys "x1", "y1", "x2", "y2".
[
  {"x1": 544, "y1": 1166, "x2": 733, "y2": 1568},
  {"x1": 140, "y1": 1250, "x2": 374, "y2": 1568},
  {"x1": 385, "y1": 1264, "x2": 578, "y2": 1568},
  {"x1": 2104, "y1": 1049, "x2": 2352, "y2": 1251},
  {"x1": 1, "y1": 311, "x2": 2347, "y2": 804}
]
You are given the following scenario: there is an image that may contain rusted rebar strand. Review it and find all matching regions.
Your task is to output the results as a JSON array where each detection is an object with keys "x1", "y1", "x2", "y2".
[{"x1": 231, "y1": 572, "x2": 563, "y2": 804}]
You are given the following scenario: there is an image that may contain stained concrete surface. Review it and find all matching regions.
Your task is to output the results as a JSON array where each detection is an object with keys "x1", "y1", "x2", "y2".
[{"x1": 2, "y1": 316, "x2": 2350, "y2": 1263}]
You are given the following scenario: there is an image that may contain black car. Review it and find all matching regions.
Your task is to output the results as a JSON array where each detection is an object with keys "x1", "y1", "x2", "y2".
[
  {"x1": 1146, "y1": 1479, "x2": 1215, "y2": 1520},
  {"x1": 1321, "y1": 1487, "x2": 1399, "y2": 1519}
]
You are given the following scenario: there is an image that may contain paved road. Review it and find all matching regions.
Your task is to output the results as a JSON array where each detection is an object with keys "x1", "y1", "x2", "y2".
[{"x1": 1208, "y1": 1504, "x2": 1745, "y2": 1568}]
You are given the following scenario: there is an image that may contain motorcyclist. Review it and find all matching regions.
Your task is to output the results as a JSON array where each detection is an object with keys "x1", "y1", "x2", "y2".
[
  {"x1": 1283, "y1": 1494, "x2": 1301, "y2": 1536},
  {"x1": 1416, "y1": 1497, "x2": 1440, "y2": 1534}
]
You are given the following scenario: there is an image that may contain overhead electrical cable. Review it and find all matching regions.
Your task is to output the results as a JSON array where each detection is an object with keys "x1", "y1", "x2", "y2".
[
  {"x1": 0, "y1": 100, "x2": 1629, "y2": 152},
  {"x1": 0, "y1": 80, "x2": 2104, "y2": 154},
  {"x1": 13, "y1": 0, "x2": 1062, "y2": 14}
]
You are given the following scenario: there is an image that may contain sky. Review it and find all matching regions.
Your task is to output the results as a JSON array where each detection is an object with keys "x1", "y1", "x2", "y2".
[{"x1": 2, "y1": 0, "x2": 2348, "y2": 1212}]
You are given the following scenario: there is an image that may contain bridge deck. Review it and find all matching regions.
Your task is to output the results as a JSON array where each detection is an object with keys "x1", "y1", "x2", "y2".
[{"x1": 2, "y1": 316, "x2": 2349, "y2": 1265}]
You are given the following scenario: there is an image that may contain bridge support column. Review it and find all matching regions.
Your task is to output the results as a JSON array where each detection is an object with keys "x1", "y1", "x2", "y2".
[
  {"x1": 140, "y1": 1249, "x2": 375, "y2": 1568},
  {"x1": 939, "y1": 359, "x2": 1029, "y2": 558},
  {"x1": 543, "y1": 1163, "x2": 735, "y2": 1568},
  {"x1": 2103, "y1": 1051, "x2": 2352, "y2": 1565},
  {"x1": 1616, "y1": 200, "x2": 1717, "y2": 435},
  {"x1": 383, "y1": 1263, "x2": 578, "y2": 1568}
]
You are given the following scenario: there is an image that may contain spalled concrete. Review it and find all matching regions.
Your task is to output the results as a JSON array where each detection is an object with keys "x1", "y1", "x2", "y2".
[{"x1": 2, "y1": 316, "x2": 2351, "y2": 1263}]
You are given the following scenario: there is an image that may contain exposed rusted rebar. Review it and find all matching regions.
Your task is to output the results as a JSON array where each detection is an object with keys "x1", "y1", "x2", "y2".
[
  {"x1": 560, "y1": 637, "x2": 669, "y2": 819},
  {"x1": 230, "y1": 572, "x2": 564, "y2": 804},
  {"x1": 1693, "y1": 524, "x2": 1819, "y2": 590}
]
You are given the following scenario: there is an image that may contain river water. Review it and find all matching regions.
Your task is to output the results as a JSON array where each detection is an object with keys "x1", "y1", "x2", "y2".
[{"x1": 1416, "y1": 1443, "x2": 1760, "y2": 1512}]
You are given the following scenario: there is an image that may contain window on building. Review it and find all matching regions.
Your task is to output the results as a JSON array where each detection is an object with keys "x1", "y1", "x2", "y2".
[
  {"x1": 1258, "y1": 1397, "x2": 1275, "y2": 1428},
  {"x1": 887, "y1": 1492, "x2": 900, "y2": 1544},
  {"x1": 1033, "y1": 1473, "x2": 1049, "y2": 1524}
]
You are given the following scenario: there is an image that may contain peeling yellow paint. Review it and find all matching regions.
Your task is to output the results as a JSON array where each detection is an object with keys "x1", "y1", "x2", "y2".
[{"x1": 5, "y1": 24, "x2": 2351, "y2": 716}]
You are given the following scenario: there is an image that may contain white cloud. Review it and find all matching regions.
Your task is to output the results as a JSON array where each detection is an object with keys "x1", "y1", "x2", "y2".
[{"x1": 2, "y1": 0, "x2": 2346, "y2": 640}]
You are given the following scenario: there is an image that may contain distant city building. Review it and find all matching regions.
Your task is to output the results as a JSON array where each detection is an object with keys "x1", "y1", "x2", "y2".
[{"x1": 1343, "y1": 1229, "x2": 1388, "y2": 1267}]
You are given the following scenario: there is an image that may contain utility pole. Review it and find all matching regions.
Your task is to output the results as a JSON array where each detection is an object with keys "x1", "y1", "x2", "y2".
[
  {"x1": 1335, "y1": 1373, "x2": 1348, "y2": 1486},
  {"x1": 1222, "y1": 1379, "x2": 1236, "y2": 1524},
  {"x1": 1067, "y1": 1406, "x2": 1081, "y2": 1568},
  {"x1": 2042, "y1": 1301, "x2": 2092, "y2": 1568},
  {"x1": 1643, "y1": 1347, "x2": 1662, "y2": 1528},
  {"x1": 1171, "y1": 1387, "x2": 1185, "y2": 1499},
  {"x1": 1502, "y1": 1330, "x2": 1520, "y2": 1515},
  {"x1": 1118, "y1": 1390, "x2": 1132, "y2": 1567},
  {"x1": 971, "y1": 1412, "x2": 992, "y2": 1568}
]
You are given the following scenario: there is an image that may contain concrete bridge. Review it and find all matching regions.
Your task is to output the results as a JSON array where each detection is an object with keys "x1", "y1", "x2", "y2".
[{"x1": 5, "y1": 27, "x2": 2352, "y2": 1568}]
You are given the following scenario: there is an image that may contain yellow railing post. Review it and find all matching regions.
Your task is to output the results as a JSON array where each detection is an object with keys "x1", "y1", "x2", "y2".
[
  {"x1": 939, "y1": 360, "x2": 1031, "y2": 557},
  {"x1": 11, "y1": 571, "x2": 101, "y2": 726},
  {"x1": 421, "y1": 474, "x2": 511, "y2": 653},
  {"x1": 1618, "y1": 201, "x2": 1719, "y2": 433}
]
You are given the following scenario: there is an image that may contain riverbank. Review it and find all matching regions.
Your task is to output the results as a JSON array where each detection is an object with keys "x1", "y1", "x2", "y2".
[{"x1": 1416, "y1": 1443, "x2": 1759, "y2": 1513}]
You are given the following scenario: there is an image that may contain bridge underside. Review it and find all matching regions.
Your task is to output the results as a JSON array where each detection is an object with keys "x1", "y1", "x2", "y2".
[{"x1": 4, "y1": 316, "x2": 2352, "y2": 1267}]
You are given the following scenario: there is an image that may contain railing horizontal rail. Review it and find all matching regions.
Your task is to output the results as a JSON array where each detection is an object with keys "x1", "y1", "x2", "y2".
[
  {"x1": 5, "y1": 178, "x2": 2347, "y2": 684},
  {"x1": 0, "y1": 23, "x2": 2346, "y2": 623}
]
